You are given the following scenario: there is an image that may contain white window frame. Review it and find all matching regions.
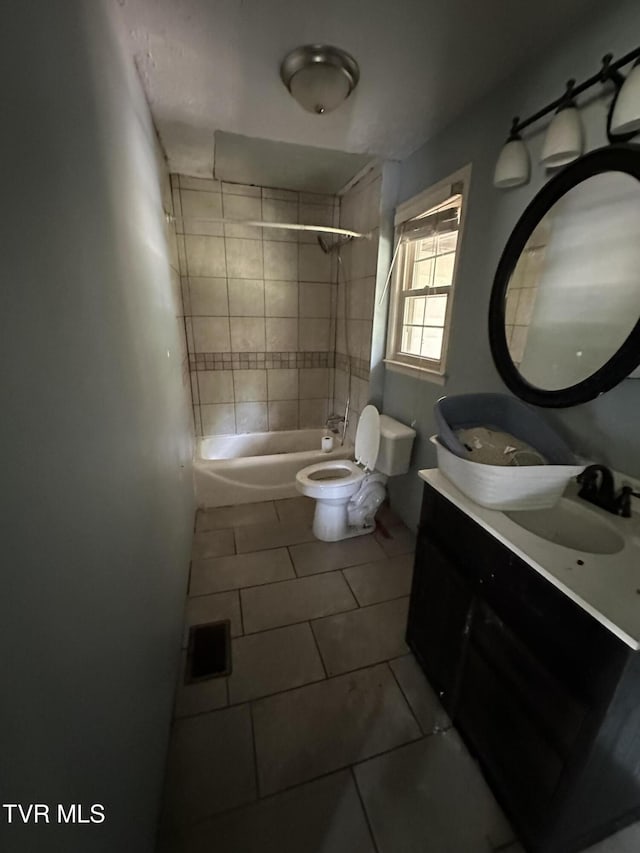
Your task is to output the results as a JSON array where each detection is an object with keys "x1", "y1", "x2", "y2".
[{"x1": 385, "y1": 164, "x2": 471, "y2": 384}]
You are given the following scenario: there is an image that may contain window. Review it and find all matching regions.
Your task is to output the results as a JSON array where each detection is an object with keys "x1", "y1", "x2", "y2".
[{"x1": 385, "y1": 165, "x2": 470, "y2": 381}]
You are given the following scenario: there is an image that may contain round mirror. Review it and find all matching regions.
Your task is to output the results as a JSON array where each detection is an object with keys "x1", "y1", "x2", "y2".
[{"x1": 489, "y1": 145, "x2": 640, "y2": 407}]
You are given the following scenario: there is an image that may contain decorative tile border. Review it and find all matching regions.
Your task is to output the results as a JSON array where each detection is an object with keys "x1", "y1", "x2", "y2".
[
  {"x1": 334, "y1": 353, "x2": 370, "y2": 381},
  {"x1": 189, "y1": 351, "x2": 334, "y2": 370}
]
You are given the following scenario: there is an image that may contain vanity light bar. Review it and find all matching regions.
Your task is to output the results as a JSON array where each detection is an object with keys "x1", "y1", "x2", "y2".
[
  {"x1": 494, "y1": 45, "x2": 640, "y2": 188},
  {"x1": 512, "y1": 47, "x2": 640, "y2": 138}
]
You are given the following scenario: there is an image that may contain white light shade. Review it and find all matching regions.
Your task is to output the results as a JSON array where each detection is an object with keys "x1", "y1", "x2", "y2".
[
  {"x1": 541, "y1": 107, "x2": 583, "y2": 168},
  {"x1": 289, "y1": 64, "x2": 351, "y2": 114},
  {"x1": 611, "y1": 62, "x2": 640, "y2": 135},
  {"x1": 493, "y1": 138, "x2": 530, "y2": 188}
]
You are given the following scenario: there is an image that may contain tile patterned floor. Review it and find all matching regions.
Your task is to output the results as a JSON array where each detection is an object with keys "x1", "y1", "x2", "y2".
[{"x1": 158, "y1": 497, "x2": 640, "y2": 853}]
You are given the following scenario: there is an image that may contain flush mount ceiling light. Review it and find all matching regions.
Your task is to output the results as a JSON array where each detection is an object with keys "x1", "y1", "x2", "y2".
[
  {"x1": 493, "y1": 47, "x2": 640, "y2": 190},
  {"x1": 280, "y1": 45, "x2": 359, "y2": 115}
]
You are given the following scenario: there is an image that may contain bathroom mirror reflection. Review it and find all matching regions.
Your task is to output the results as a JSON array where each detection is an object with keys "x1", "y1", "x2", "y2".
[
  {"x1": 490, "y1": 145, "x2": 640, "y2": 407},
  {"x1": 505, "y1": 172, "x2": 640, "y2": 389}
]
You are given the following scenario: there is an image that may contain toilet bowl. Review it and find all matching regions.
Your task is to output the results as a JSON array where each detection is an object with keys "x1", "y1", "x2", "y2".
[{"x1": 296, "y1": 405, "x2": 416, "y2": 542}]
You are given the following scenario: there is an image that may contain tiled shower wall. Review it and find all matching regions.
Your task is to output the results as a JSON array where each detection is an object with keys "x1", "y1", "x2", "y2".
[
  {"x1": 333, "y1": 167, "x2": 383, "y2": 444},
  {"x1": 161, "y1": 163, "x2": 192, "y2": 407},
  {"x1": 172, "y1": 175, "x2": 339, "y2": 435}
]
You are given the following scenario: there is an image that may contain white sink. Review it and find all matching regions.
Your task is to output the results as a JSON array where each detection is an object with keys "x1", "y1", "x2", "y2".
[{"x1": 505, "y1": 498, "x2": 625, "y2": 555}]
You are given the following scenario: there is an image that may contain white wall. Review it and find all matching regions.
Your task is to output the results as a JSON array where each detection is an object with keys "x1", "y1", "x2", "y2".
[
  {"x1": 383, "y1": 0, "x2": 640, "y2": 528},
  {"x1": 0, "y1": 2, "x2": 194, "y2": 850}
]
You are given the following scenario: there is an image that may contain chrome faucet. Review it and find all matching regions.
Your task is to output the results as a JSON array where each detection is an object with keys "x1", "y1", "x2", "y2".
[
  {"x1": 577, "y1": 465, "x2": 640, "y2": 516},
  {"x1": 326, "y1": 394, "x2": 350, "y2": 446},
  {"x1": 326, "y1": 414, "x2": 344, "y2": 434}
]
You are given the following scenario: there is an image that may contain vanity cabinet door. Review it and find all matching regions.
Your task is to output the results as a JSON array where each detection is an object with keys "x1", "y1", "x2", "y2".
[
  {"x1": 459, "y1": 597, "x2": 585, "y2": 785},
  {"x1": 407, "y1": 534, "x2": 473, "y2": 713}
]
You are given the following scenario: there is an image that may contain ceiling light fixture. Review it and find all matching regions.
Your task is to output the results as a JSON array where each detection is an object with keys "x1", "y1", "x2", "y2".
[
  {"x1": 280, "y1": 45, "x2": 359, "y2": 115},
  {"x1": 493, "y1": 47, "x2": 640, "y2": 190}
]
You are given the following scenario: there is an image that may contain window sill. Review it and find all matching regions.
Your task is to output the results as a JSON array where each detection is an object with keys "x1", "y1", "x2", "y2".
[{"x1": 384, "y1": 358, "x2": 447, "y2": 385}]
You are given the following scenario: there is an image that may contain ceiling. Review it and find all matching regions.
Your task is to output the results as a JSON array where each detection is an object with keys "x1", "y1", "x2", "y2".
[
  {"x1": 214, "y1": 132, "x2": 374, "y2": 193},
  {"x1": 115, "y1": 0, "x2": 600, "y2": 181}
]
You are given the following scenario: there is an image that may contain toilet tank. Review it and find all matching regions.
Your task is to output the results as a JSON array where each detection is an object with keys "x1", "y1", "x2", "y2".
[{"x1": 376, "y1": 415, "x2": 416, "y2": 476}]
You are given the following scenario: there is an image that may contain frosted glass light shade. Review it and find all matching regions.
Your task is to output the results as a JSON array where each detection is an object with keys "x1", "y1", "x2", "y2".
[
  {"x1": 281, "y1": 45, "x2": 359, "y2": 116},
  {"x1": 494, "y1": 138, "x2": 530, "y2": 188},
  {"x1": 541, "y1": 107, "x2": 583, "y2": 168},
  {"x1": 289, "y1": 64, "x2": 351, "y2": 114},
  {"x1": 611, "y1": 62, "x2": 640, "y2": 135}
]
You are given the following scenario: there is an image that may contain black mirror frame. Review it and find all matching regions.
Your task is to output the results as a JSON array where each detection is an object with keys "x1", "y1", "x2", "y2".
[{"x1": 489, "y1": 143, "x2": 640, "y2": 408}]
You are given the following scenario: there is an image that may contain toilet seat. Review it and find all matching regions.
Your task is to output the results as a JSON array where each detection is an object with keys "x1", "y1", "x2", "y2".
[{"x1": 296, "y1": 459, "x2": 365, "y2": 500}]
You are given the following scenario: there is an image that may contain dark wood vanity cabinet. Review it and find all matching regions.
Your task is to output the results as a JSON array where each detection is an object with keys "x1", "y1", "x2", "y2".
[{"x1": 407, "y1": 483, "x2": 640, "y2": 853}]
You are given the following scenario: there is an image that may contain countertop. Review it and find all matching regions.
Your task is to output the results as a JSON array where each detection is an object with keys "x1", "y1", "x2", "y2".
[{"x1": 418, "y1": 468, "x2": 640, "y2": 650}]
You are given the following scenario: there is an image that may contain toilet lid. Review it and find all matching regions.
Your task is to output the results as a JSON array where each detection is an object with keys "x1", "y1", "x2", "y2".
[{"x1": 355, "y1": 405, "x2": 380, "y2": 472}]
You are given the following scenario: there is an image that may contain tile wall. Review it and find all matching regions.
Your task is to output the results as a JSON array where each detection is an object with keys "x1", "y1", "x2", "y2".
[
  {"x1": 162, "y1": 162, "x2": 192, "y2": 413},
  {"x1": 504, "y1": 219, "x2": 548, "y2": 367},
  {"x1": 172, "y1": 175, "x2": 339, "y2": 435},
  {"x1": 333, "y1": 168, "x2": 383, "y2": 443}
]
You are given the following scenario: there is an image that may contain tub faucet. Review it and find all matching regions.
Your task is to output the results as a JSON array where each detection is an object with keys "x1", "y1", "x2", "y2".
[{"x1": 326, "y1": 414, "x2": 345, "y2": 434}]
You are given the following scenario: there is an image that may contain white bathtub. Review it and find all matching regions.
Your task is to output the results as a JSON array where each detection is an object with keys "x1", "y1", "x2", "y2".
[{"x1": 194, "y1": 429, "x2": 353, "y2": 507}]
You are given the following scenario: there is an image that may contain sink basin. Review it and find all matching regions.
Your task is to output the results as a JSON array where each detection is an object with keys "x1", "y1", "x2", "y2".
[{"x1": 505, "y1": 498, "x2": 625, "y2": 555}]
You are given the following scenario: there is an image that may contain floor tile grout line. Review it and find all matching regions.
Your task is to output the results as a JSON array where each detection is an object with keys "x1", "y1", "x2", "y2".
[
  {"x1": 237, "y1": 588, "x2": 246, "y2": 636},
  {"x1": 253, "y1": 732, "x2": 426, "y2": 806},
  {"x1": 340, "y1": 567, "x2": 363, "y2": 608},
  {"x1": 168, "y1": 763, "x2": 371, "y2": 834},
  {"x1": 307, "y1": 619, "x2": 329, "y2": 679},
  {"x1": 385, "y1": 659, "x2": 427, "y2": 737},
  {"x1": 187, "y1": 565, "x2": 346, "y2": 599},
  {"x1": 188, "y1": 566, "x2": 414, "y2": 605},
  {"x1": 176, "y1": 657, "x2": 421, "y2": 719},
  {"x1": 225, "y1": 537, "x2": 317, "y2": 557},
  {"x1": 217, "y1": 602, "x2": 358, "y2": 639},
  {"x1": 188, "y1": 557, "x2": 414, "y2": 600},
  {"x1": 350, "y1": 765, "x2": 382, "y2": 853},
  {"x1": 248, "y1": 700, "x2": 261, "y2": 800},
  {"x1": 199, "y1": 540, "x2": 391, "y2": 565},
  {"x1": 243, "y1": 589, "x2": 409, "y2": 637},
  {"x1": 241, "y1": 607, "x2": 358, "y2": 638},
  {"x1": 166, "y1": 726, "x2": 429, "y2": 836},
  {"x1": 287, "y1": 545, "x2": 299, "y2": 578},
  {"x1": 187, "y1": 594, "x2": 410, "y2": 641},
  {"x1": 186, "y1": 559, "x2": 193, "y2": 597}
]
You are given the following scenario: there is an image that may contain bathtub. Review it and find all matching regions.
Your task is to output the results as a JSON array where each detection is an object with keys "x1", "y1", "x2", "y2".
[{"x1": 194, "y1": 429, "x2": 353, "y2": 507}]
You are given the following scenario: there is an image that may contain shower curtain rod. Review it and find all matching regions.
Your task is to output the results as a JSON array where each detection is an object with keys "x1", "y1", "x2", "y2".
[{"x1": 165, "y1": 213, "x2": 369, "y2": 240}]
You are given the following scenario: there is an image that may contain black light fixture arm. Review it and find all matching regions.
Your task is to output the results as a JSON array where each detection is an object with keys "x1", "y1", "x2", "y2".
[{"x1": 510, "y1": 46, "x2": 640, "y2": 137}]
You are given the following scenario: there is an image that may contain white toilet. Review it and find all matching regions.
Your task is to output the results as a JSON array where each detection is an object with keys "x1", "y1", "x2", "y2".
[{"x1": 296, "y1": 405, "x2": 416, "y2": 542}]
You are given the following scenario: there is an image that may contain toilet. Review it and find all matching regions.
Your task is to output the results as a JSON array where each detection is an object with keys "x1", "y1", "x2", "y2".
[{"x1": 296, "y1": 405, "x2": 416, "y2": 542}]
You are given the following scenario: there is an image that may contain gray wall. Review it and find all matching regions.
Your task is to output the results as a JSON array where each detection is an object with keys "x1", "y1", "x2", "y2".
[
  {"x1": 1, "y1": 2, "x2": 194, "y2": 851},
  {"x1": 383, "y1": 0, "x2": 640, "y2": 528}
]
